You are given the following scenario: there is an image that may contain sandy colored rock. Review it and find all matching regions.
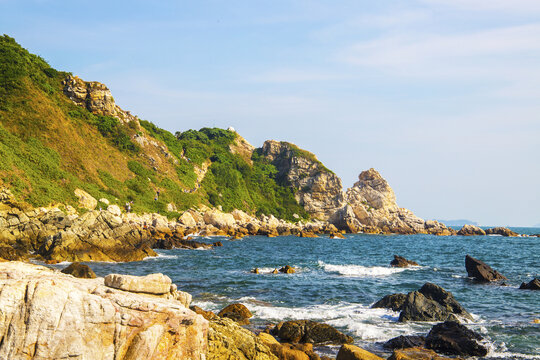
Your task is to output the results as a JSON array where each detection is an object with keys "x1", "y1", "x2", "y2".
[
  {"x1": 218, "y1": 303, "x2": 253, "y2": 325},
  {"x1": 0, "y1": 261, "x2": 207, "y2": 360},
  {"x1": 179, "y1": 211, "x2": 197, "y2": 227},
  {"x1": 204, "y1": 209, "x2": 236, "y2": 229},
  {"x1": 336, "y1": 344, "x2": 384, "y2": 360},
  {"x1": 74, "y1": 188, "x2": 97, "y2": 210},
  {"x1": 105, "y1": 273, "x2": 172, "y2": 294},
  {"x1": 388, "y1": 347, "x2": 463, "y2": 360},
  {"x1": 61, "y1": 262, "x2": 96, "y2": 278},
  {"x1": 457, "y1": 224, "x2": 486, "y2": 236}
]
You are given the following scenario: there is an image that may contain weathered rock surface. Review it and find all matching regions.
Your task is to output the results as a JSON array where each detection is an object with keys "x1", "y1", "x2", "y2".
[
  {"x1": 105, "y1": 273, "x2": 172, "y2": 294},
  {"x1": 390, "y1": 255, "x2": 418, "y2": 268},
  {"x1": 371, "y1": 293, "x2": 406, "y2": 312},
  {"x1": 425, "y1": 321, "x2": 488, "y2": 357},
  {"x1": 61, "y1": 262, "x2": 96, "y2": 278},
  {"x1": 383, "y1": 335, "x2": 426, "y2": 350},
  {"x1": 218, "y1": 303, "x2": 253, "y2": 325},
  {"x1": 208, "y1": 317, "x2": 277, "y2": 360},
  {"x1": 388, "y1": 347, "x2": 463, "y2": 360},
  {"x1": 457, "y1": 224, "x2": 486, "y2": 236},
  {"x1": 336, "y1": 344, "x2": 384, "y2": 360},
  {"x1": 519, "y1": 278, "x2": 540, "y2": 290},
  {"x1": 0, "y1": 262, "x2": 207, "y2": 360},
  {"x1": 190, "y1": 305, "x2": 219, "y2": 320},
  {"x1": 272, "y1": 320, "x2": 353, "y2": 345},
  {"x1": 399, "y1": 283, "x2": 471, "y2": 322},
  {"x1": 485, "y1": 227, "x2": 518, "y2": 237},
  {"x1": 465, "y1": 255, "x2": 507, "y2": 282},
  {"x1": 74, "y1": 188, "x2": 98, "y2": 210}
]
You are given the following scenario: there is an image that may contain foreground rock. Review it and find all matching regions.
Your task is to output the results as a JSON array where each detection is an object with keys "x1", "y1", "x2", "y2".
[
  {"x1": 425, "y1": 321, "x2": 488, "y2": 357},
  {"x1": 519, "y1": 278, "x2": 540, "y2": 290},
  {"x1": 218, "y1": 303, "x2": 253, "y2": 325},
  {"x1": 258, "y1": 333, "x2": 321, "y2": 360},
  {"x1": 60, "y1": 262, "x2": 96, "y2": 278},
  {"x1": 371, "y1": 293, "x2": 406, "y2": 312},
  {"x1": 399, "y1": 283, "x2": 471, "y2": 322},
  {"x1": 390, "y1": 255, "x2": 418, "y2": 268},
  {"x1": 336, "y1": 344, "x2": 384, "y2": 360},
  {"x1": 272, "y1": 320, "x2": 353, "y2": 345},
  {"x1": 388, "y1": 347, "x2": 463, "y2": 360},
  {"x1": 457, "y1": 224, "x2": 486, "y2": 236},
  {"x1": 208, "y1": 317, "x2": 277, "y2": 360},
  {"x1": 465, "y1": 255, "x2": 507, "y2": 282},
  {"x1": 0, "y1": 262, "x2": 207, "y2": 359}
]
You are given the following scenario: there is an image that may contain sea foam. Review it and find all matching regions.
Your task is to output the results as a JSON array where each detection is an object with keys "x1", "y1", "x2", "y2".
[{"x1": 318, "y1": 260, "x2": 419, "y2": 277}]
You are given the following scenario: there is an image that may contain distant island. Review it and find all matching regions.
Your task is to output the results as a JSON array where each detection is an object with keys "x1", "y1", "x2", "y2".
[{"x1": 435, "y1": 219, "x2": 478, "y2": 226}]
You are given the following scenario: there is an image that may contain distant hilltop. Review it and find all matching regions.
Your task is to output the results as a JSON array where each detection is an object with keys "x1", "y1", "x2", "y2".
[{"x1": 435, "y1": 219, "x2": 478, "y2": 227}]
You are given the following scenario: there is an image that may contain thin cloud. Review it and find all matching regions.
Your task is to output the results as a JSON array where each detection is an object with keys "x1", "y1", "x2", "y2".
[
  {"x1": 248, "y1": 68, "x2": 340, "y2": 84},
  {"x1": 421, "y1": 0, "x2": 540, "y2": 13}
]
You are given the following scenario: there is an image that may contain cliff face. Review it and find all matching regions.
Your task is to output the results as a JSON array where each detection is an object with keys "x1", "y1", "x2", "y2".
[{"x1": 261, "y1": 140, "x2": 344, "y2": 221}]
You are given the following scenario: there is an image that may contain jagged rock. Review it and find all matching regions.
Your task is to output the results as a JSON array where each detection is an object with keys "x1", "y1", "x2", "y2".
[
  {"x1": 0, "y1": 262, "x2": 207, "y2": 359},
  {"x1": 383, "y1": 335, "x2": 426, "y2": 350},
  {"x1": 519, "y1": 278, "x2": 540, "y2": 290},
  {"x1": 371, "y1": 293, "x2": 406, "y2": 312},
  {"x1": 190, "y1": 305, "x2": 218, "y2": 320},
  {"x1": 208, "y1": 317, "x2": 277, "y2": 360},
  {"x1": 74, "y1": 188, "x2": 97, "y2": 210},
  {"x1": 61, "y1": 262, "x2": 96, "y2": 279},
  {"x1": 465, "y1": 255, "x2": 507, "y2": 282},
  {"x1": 218, "y1": 303, "x2": 253, "y2": 325},
  {"x1": 0, "y1": 244, "x2": 26, "y2": 261},
  {"x1": 388, "y1": 347, "x2": 462, "y2": 360},
  {"x1": 272, "y1": 320, "x2": 353, "y2": 345},
  {"x1": 104, "y1": 273, "x2": 172, "y2": 295},
  {"x1": 457, "y1": 224, "x2": 486, "y2": 236},
  {"x1": 336, "y1": 344, "x2": 384, "y2": 360},
  {"x1": 279, "y1": 265, "x2": 296, "y2": 274},
  {"x1": 485, "y1": 227, "x2": 518, "y2": 236},
  {"x1": 390, "y1": 255, "x2": 418, "y2": 267},
  {"x1": 261, "y1": 140, "x2": 344, "y2": 221},
  {"x1": 425, "y1": 321, "x2": 488, "y2": 357},
  {"x1": 259, "y1": 333, "x2": 317, "y2": 360},
  {"x1": 399, "y1": 283, "x2": 471, "y2": 322}
]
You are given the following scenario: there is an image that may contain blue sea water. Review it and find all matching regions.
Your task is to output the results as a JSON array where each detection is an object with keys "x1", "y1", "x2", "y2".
[{"x1": 81, "y1": 229, "x2": 539, "y2": 359}]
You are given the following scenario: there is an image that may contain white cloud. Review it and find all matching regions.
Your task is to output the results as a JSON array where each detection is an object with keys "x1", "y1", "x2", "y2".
[{"x1": 421, "y1": 0, "x2": 540, "y2": 13}]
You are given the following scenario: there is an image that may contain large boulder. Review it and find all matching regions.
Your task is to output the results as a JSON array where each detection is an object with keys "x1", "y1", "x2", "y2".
[
  {"x1": 457, "y1": 225, "x2": 486, "y2": 236},
  {"x1": 104, "y1": 273, "x2": 172, "y2": 295},
  {"x1": 273, "y1": 320, "x2": 353, "y2": 345},
  {"x1": 485, "y1": 227, "x2": 518, "y2": 237},
  {"x1": 390, "y1": 255, "x2": 418, "y2": 268},
  {"x1": 74, "y1": 188, "x2": 97, "y2": 210},
  {"x1": 179, "y1": 211, "x2": 197, "y2": 227},
  {"x1": 371, "y1": 293, "x2": 406, "y2": 312},
  {"x1": 0, "y1": 262, "x2": 207, "y2": 359},
  {"x1": 208, "y1": 317, "x2": 277, "y2": 360},
  {"x1": 399, "y1": 283, "x2": 471, "y2": 322},
  {"x1": 465, "y1": 255, "x2": 507, "y2": 282},
  {"x1": 204, "y1": 209, "x2": 236, "y2": 229},
  {"x1": 519, "y1": 278, "x2": 540, "y2": 290},
  {"x1": 218, "y1": 303, "x2": 253, "y2": 325},
  {"x1": 60, "y1": 262, "x2": 96, "y2": 279},
  {"x1": 425, "y1": 321, "x2": 488, "y2": 357},
  {"x1": 336, "y1": 344, "x2": 384, "y2": 360}
]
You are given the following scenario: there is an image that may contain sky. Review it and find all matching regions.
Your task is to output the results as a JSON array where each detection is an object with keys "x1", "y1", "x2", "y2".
[{"x1": 2, "y1": 0, "x2": 539, "y2": 226}]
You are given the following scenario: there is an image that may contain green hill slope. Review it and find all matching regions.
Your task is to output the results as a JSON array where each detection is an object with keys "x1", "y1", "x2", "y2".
[{"x1": 0, "y1": 35, "x2": 308, "y2": 221}]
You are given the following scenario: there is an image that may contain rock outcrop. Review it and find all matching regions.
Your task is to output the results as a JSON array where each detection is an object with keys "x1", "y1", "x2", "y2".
[
  {"x1": 519, "y1": 278, "x2": 540, "y2": 290},
  {"x1": 272, "y1": 320, "x2": 353, "y2": 345},
  {"x1": 0, "y1": 262, "x2": 207, "y2": 360},
  {"x1": 60, "y1": 262, "x2": 96, "y2": 278},
  {"x1": 457, "y1": 225, "x2": 486, "y2": 236},
  {"x1": 465, "y1": 255, "x2": 507, "y2": 282},
  {"x1": 261, "y1": 140, "x2": 344, "y2": 221},
  {"x1": 371, "y1": 293, "x2": 407, "y2": 312},
  {"x1": 425, "y1": 321, "x2": 488, "y2": 357},
  {"x1": 218, "y1": 303, "x2": 253, "y2": 325},
  {"x1": 383, "y1": 335, "x2": 426, "y2": 350},
  {"x1": 336, "y1": 344, "x2": 384, "y2": 360},
  {"x1": 388, "y1": 347, "x2": 462, "y2": 360},
  {"x1": 390, "y1": 255, "x2": 418, "y2": 268},
  {"x1": 485, "y1": 227, "x2": 518, "y2": 237}
]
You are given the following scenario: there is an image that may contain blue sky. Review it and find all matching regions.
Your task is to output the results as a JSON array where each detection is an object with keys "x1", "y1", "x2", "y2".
[{"x1": 2, "y1": 0, "x2": 540, "y2": 226}]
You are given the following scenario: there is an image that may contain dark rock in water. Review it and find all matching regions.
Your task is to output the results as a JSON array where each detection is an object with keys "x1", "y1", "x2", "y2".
[
  {"x1": 383, "y1": 335, "x2": 426, "y2": 350},
  {"x1": 399, "y1": 283, "x2": 471, "y2": 322},
  {"x1": 465, "y1": 255, "x2": 507, "y2": 282},
  {"x1": 520, "y1": 278, "x2": 540, "y2": 290},
  {"x1": 426, "y1": 321, "x2": 488, "y2": 357},
  {"x1": 213, "y1": 241, "x2": 223, "y2": 247},
  {"x1": 485, "y1": 227, "x2": 518, "y2": 237},
  {"x1": 457, "y1": 224, "x2": 486, "y2": 236},
  {"x1": 218, "y1": 303, "x2": 253, "y2": 325},
  {"x1": 279, "y1": 265, "x2": 296, "y2": 274},
  {"x1": 273, "y1": 320, "x2": 353, "y2": 345},
  {"x1": 371, "y1": 293, "x2": 406, "y2": 311},
  {"x1": 390, "y1": 255, "x2": 418, "y2": 268},
  {"x1": 60, "y1": 262, "x2": 96, "y2": 279}
]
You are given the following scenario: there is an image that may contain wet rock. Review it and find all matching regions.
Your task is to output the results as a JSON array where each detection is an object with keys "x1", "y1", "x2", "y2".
[
  {"x1": 271, "y1": 269, "x2": 279, "y2": 274},
  {"x1": 465, "y1": 255, "x2": 507, "y2": 282},
  {"x1": 371, "y1": 293, "x2": 406, "y2": 312},
  {"x1": 336, "y1": 344, "x2": 384, "y2": 360},
  {"x1": 273, "y1": 320, "x2": 353, "y2": 345},
  {"x1": 457, "y1": 224, "x2": 486, "y2": 236},
  {"x1": 390, "y1": 255, "x2": 418, "y2": 268},
  {"x1": 218, "y1": 303, "x2": 253, "y2": 325},
  {"x1": 388, "y1": 347, "x2": 462, "y2": 360},
  {"x1": 279, "y1": 265, "x2": 296, "y2": 274},
  {"x1": 213, "y1": 241, "x2": 223, "y2": 246},
  {"x1": 485, "y1": 227, "x2": 518, "y2": 237},
  {"x1": 519, "y1": 278, "x2": 540, "y2": 290},
  {"x1": 383, "y1": 335, "x2": 426, "y2": 350},
  {"x1": 60, "y1": 262, "x2": 96, "y2": 279},
  {"x1": 329, "y1": 232, "x2": 345, "y2": 239},
  {"x1": 251, "y1": 268, "x2": 260, "y2": 274},
  {"x1": 425, "y1": 321, "x2": 488, "y2": 357}
]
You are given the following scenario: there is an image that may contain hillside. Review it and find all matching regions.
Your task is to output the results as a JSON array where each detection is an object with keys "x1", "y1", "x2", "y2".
[{"x1": 0, "y1": 35, "x2": 308, "y2": 221}]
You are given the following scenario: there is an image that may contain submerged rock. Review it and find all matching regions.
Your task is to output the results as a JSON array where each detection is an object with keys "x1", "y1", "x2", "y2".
[
  {"x1": 390, "y1": 255, "x2": 418, "y2": 268},
  {"x1": 519, "y1": 278, "x2": 540, "y2": 290},
  {"x1": 371, "y1": 293, "x2": 406, "y2": 312},
  {"x1": 465, "y1": 255, "x2": 507, "y2": 282},
  {"x1": 60, "y1": 262, "x2": 96, "y2": 279},
  {"x1": 273, "y1": 320, "x2": 353, "y2": 345},
  {"x1": 425, "y1": 321, "x2": 488, "y2": 357}
]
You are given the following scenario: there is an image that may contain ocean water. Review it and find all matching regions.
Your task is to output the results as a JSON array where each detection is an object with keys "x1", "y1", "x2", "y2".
[{"x1": 82, "y1": 229, "x2": 540, "y2": 359}]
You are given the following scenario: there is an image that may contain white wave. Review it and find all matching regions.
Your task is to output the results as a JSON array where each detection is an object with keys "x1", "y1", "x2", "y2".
[
  {"x1": 248, "y1": 266, "x2": 306, "y2": 274},
  {"x1": 318, "y1": 260, "x2": 418, "y2": 277},
  {"x1": 488, "y1": 351, "x2": 540, "y2": 359},
  {"x1": 144, "y1": 252, "x2": 179, "y2": 260}
]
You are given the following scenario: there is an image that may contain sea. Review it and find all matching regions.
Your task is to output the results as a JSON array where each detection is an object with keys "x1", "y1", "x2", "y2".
[{"x1": 71, "y1": 227, "x2": 540, "y2": 359}]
